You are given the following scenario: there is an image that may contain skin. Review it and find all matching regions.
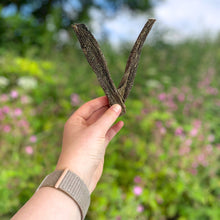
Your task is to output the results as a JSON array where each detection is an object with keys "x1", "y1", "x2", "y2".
[{"x1": 12, "y1": 96, "x2": 124, "y2": 220}]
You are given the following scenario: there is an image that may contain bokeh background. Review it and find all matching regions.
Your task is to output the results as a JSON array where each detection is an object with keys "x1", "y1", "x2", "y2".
[{"x1": 0, "y1": 0, "x2": 220, "y2": 219}]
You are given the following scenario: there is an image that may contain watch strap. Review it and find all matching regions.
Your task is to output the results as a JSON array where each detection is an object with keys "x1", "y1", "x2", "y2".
[{"x1": 37, "y1": 169, "x2": 90, "y2": 220}]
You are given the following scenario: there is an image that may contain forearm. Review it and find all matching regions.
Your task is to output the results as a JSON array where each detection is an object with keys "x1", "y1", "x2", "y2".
[
  {"x1": 12, "y1": 187, "x2": 81, "y2": 220},
  {"x1": 12, "y1": 98, "x2": 123, "y2": 219}
]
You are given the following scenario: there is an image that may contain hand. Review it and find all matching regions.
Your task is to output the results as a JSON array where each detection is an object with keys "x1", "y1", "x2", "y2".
[{"x1": 56, "y1": 96, "x2": 124, "y2": 193}]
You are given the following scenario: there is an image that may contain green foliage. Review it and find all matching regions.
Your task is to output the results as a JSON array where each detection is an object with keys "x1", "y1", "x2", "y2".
[
  {"x1": 1, "y1": 0, "x2": 158, "y2": 26},
  {"x1": 1, "y1": 20, "x2": 220, "y2": 219}
]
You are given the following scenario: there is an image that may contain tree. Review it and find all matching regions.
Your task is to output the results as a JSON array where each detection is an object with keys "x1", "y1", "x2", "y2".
[{"x1": 0, "y1": 0, "x2": 161, "y2": 27}]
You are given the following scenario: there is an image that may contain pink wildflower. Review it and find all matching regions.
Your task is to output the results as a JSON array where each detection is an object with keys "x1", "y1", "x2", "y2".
[
  {"x1": 158, "y1": 93, "x2": 166, "y2": 101},
  {"x1": 134, "y1": 176, "x2": 142, "y2": 184},
  {"x1": 0, "y1": 94, "x2": 9, "y2": 102},
  {"x1": 156, "y1": 121, "x2": 162, "y2": 128},
  {"x1": 2, "y1": 106, "x2": 10, "y2": 114},
  {"x1": 14, "y1": 108, "x2": 22, "y2": 116},
  {"x1": 190, "y1": 128, "x2": 198, "y2": 137},
  {"x1": 192, "y1": 162, "x2": 198, "y2": 168},
  {"x1": 25, "y1": 146, "x2": 34, "y2": 155},
  {"x1": 160, "y1": 127, "x2": 166, "y2": 135},
  {"x1": 190, "y1": 168, "x2": 197, "y2": 175},
  {"x1": 175, "y1": 127, "x2": 183, "y2": 136},
  {"x1": 30, "y1": 135, "x2": 37, "y2": 143},
  {"x1": 141, "y1": 108, "x2": 149, "y2": 114},
  {"x1": 167, "y1": 100, "x2": 178, "y2": 111},
  {"x1": 177, "y1": 93, "x2": 185, "y2": 102},
  {"x1": 133, "y1": 186, "x2": 143, "y2": 196},
  {"x1": 10, "y1": 90, "x2": 18, "y2": 99},
  {"x1": 21, "y1": 95, "x2": 30, "y2": 104},
  {"x1": 71, "y1": 93, "x2": 80, "y2": 106},
  {"x1": 17, "y1": 119, "x2": 29, "y2": 128},
  {"x1": 193, "y1": 120, "x2": 202, "y2": 128},
  {"x1": 185, "y1": 139, "x2": 192, "y2": 147},
  {"x1": 3, "y1": 125, "x2": 11, "y2": 133},
  {"x1": 137, "y1": 205, "x2": 144, "y2": 213},
  {"x1": 206, "y1": 87, "x2": 218, "y2": 95},
  {"x1": 197, "y1": 154, "x2": 205, "y2": 163},
  {"x1": 179, "y1": 146, "x2": 190, "y2": 156}
]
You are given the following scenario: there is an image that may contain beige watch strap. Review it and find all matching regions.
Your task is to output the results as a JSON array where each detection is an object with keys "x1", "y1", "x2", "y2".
[{"x1": 37, "y1": 169, "x2": 90, "y2": 220}]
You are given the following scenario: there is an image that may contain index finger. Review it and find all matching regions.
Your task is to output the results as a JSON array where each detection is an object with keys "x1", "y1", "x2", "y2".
[{"x1": 73, "y1": 96, "x2": 109, "y2": 120}]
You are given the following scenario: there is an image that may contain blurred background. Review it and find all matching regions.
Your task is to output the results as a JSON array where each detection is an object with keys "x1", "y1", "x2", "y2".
[{"x1": 0, "y1": 0, "x2": 220, "y2": 219}]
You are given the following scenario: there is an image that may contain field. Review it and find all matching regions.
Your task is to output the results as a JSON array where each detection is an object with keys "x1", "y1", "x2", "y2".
[{"x1": 0, "y1": 22, "x2": 220, "y2": 219}]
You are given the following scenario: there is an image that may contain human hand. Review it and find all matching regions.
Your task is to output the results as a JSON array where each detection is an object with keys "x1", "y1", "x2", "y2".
[{"x1": 56, "y1": 96, "x2": 124, "y2": 193}]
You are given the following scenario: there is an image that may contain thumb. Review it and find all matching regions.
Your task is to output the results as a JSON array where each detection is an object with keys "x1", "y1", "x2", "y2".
[{"x1": 93, "y1": 104, "x2": 122, "y2": 134}]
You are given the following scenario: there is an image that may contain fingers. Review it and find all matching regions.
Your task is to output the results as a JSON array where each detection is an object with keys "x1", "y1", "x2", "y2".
[
  {"x1": 93, "y1": 104, "x2": 122, "y2": 134},
  {"x1": 73, "y1": 96, "x2": 109, "y2": 120},
  {"x1": 86, "y1": 105, "x2": 109, "y2": 125},
  {"x1": 105, "y1": 121, "x2": 124, "y2": 143}
]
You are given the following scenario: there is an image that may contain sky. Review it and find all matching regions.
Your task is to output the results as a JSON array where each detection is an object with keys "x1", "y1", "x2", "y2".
[
  {"x1": 90, "y1": 0, "x2": 220, "y2": 46},
  {"x1": 2, "y1": 0, "x2": 220, "y2": 46}
]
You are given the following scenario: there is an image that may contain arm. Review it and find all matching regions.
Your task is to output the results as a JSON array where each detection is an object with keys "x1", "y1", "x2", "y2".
[{"x1": 12, "y1": 96, "x2": 123, "y2": 220}]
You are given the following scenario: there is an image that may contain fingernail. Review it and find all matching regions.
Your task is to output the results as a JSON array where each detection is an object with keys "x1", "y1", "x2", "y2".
[{"x1": 112, "y1": 104, "x2": 121, "y2": 113}]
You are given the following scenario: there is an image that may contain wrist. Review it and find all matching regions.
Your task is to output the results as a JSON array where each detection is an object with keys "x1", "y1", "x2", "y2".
[
  {"x1": 55, "y1": 163, "x2": 93, "y2": 194},
  {"x1": 37, "y1": 168, "x2": 91, "y2": 219}
]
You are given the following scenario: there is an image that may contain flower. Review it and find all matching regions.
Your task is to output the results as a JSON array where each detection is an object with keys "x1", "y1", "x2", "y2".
[
  {"x1": 30, "y1": 135, "x2": 37, "y2": 143},
  {"x1": 18, "y1": 77, "x2": 38, "y2": 89},
  {"x1": 25, "y1": 146, "x2": 34, "y2": 155},
  {"x1": 0, "y1": 76, "x2": 9, "y2": 87},
  {"x1": 167, "y1": 99, "x2": 177, "y2": 111},
  {"x1": 133, "y1": 186, "x2": 143, "y2": 196},
  {"x1": 0, "y1": 94, "x2": 9, "y2": 102},
  {"x1": 206, "y1": 87, "x2": 218, "y2": 95},
  {"x1": 193, "y1": 120, "x2": 202, "y2": 128},
  {"x1": 190, "y1": 128, "x2": 198, "y2": 137},
  {"x1": 134, "y1": 176, "x2": 142, "y2": 184},
  {"x1": 137, "y1": 204, "x2": 144, "y2": 213},
  {"x1": 71, "y1": 93, "x2": 80, "y2": 106},
  {"x1": 175, "y1": 127, "x2": 183, "y2": 136},
  {"x1": 3, "y1": 125, "x2": 11, "y2": 133},
  {"x1": 185, "y1": 139, "x2": 192, "y2": 147},
  {"x1": 21, "y1": 95, "x2": 31, "y2": 104},
  {"x1": 14, "y1": 108, "x2": 22, "y2": 116},
  {"x1": 160, "y1": 127, "x2": 166, "y2": 135},
  {"x1": 2, "y1": 106, "x2": 10, "y2": 114},
  {"x1": 190, "y1": 168, "x2": 197, "y2": 175},
  {"x1": 158, "y1": 93, "x2": 166, "y2": 101},
  {"x1": 179, "y1": 146, "x2": 190, "y2": 156},
  {"x1": 17, "y1": 119, "x2": 29, "y2": 128},
  {"x1": 10, "y1": 90, "x2": 18, "y2": 99},
  {"x1": 177, "y1": 93, "x2": 185, "y2": 102},
  {"x1": 197, "y1": 154, "x2": 205, "y2": 163},
  {"x1": 192, "y1": 162, "x2": 198, "y2": 168}
]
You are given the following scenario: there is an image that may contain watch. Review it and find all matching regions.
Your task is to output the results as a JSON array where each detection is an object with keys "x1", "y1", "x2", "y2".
[{"x1": 37, "y1": 168, "x2": 90, "y2": 220}]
